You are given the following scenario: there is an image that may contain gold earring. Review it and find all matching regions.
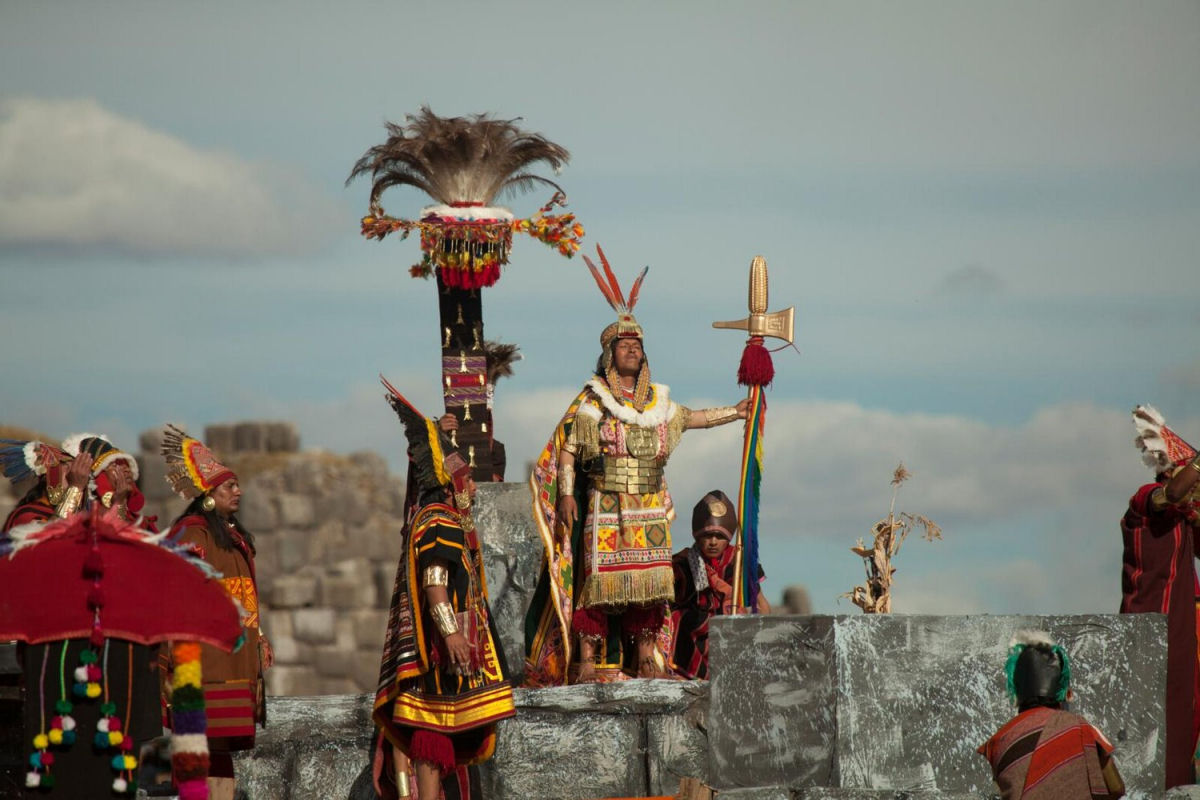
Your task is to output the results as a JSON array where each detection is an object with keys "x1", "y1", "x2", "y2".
[{"x1": 202, "y1": 496, "x2": 216, "y2": 512}]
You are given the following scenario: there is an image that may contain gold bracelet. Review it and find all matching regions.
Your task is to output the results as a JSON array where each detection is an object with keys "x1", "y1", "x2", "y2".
[
  {"x1": 703, "y1": 406, "x2": 738, "y2": 428},
  {"x1": 1190, "y1": 459, "x2": 1200, "y2": 476},
  {"x1": 558, "y1": 462, "x2": 575, "y2": 495},
  {"x1": 55, "y1": 486, "x2": 83, "y2": 518},
  {"x1": 422, "y1": 565, "x2": 449, "y2": 587},
  {"x1": 430, "y1": 602, "x2": 460, "y2": 637}
]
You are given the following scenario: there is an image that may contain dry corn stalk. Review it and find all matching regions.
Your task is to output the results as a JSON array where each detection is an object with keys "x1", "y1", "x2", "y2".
[{"x1": 845, "y1": 463, "x2": 942, "y2": 613}]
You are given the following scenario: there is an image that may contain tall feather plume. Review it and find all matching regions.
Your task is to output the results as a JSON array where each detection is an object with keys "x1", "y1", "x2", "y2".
[
  {"x1": 583, "y1": 253, "x2": 622, "y2": 312},
  {"x1": 596, "y1": 245, "x2": 627, "y2": 308},
  {"x1": 346, "y1": 107, "x2": 570, "y2": 213},
  {"x1": 625, "y1": 266, "x2": 649, "y2": 311}
]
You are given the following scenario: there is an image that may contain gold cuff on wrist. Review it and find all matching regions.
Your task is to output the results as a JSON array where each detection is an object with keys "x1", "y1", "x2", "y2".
[
  {"x1": 55, "y1": 486, "x2": 83, "y2": 518},
  {"x1": 558, "y1": 463, "x2": 575, "y2": 496},
  {"x1": 703, "y1": 406, "x2": 738, "y2": 428},
  {"x1": 422, "y1": 565, "x2": 449, "y2": 587},
  {"x1": 430, "y1": 602, "x2": 460, "y2": 637}
]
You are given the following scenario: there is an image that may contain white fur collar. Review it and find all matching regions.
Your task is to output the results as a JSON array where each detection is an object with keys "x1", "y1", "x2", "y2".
[{"x1": 586, "y1": 378, "x2": 671, "y2": 426}]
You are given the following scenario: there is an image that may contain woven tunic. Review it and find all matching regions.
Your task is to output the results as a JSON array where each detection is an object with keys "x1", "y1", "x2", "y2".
[
  {"x1": 170, "y1": 516, "x2": 264, "y2": 751},
  {"x1": 979, "y1": 707, "x2": 1121, "y2": 799}
]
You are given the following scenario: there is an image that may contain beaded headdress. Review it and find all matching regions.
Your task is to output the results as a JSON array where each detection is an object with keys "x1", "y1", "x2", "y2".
[
  {"x1": 159, "y1": 425, "x2": 236, "y2": 500},
  {"x1": 583, "y1": 245, "x2": 653, "y2": 410},
  {"x1": 1132, "y1": 405, "x2": 1197, "y2": 473}
]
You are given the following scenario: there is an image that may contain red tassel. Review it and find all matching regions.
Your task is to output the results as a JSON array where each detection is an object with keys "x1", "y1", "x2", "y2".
[
  {"x1": 90, "y1": 626, "x2": 105, "y2": 647},
  {"x1": 738, "y1": 337, "x2": 775, "y2": 387},
  {"x1": 410, "y1": 729, "x2": 456, "y2": 775},
  {"x1": 83, "y1": 548, "x2": 104, "y2": 577},
  {"x1": 87, "y1": 586, "x2": 105, "y2": 610}
]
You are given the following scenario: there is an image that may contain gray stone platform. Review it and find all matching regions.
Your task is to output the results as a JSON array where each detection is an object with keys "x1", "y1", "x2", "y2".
[{"x1": 709, "y1": 614, "x2": 1166, "y2": 799}]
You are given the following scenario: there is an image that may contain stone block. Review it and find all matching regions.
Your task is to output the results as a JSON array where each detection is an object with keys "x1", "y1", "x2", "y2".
[
  {"x1": 709, "y1": 615, "x2": 837, "y2": 790},
  {"x1": 292, "y1": 607, "x2": 337, "y2": 644},
  {"x1": 268, "y1": 634, "x2": 311, "y2": 667},
  {"x1": 138, "y1": 427, "x2": 165, "y2": 454},
  {"x1": 647, "y1": 705, "x2": 711, "y2": 795},
  {"x1": 351, "y1": 649, "x2": 382, "y2": 693},
  {"x1": 485, "y1": 709, "x2": 644, "y2": 799},
  {"x1": 204, "y1": 424, "x2": 235, "y2": 456},
  {"x1": 269, "y1": 574, "x2": 318, "y2": 609},
  {"x1": 718, "y1": 788, "x2": 793, "y2": 800},
  {"x1": 473, "y1": 482, "x2": 548, "y2": 685},
  {"x1": 348, "y1": 609, "x2": 389, "y2": 651},
  {"x1": 1165, "y1": 788, "x2": 1200, "y2": 799},
  {"x1": 314, "y1": 645, "x2": 353, "y2": 679},
  {"x1": 261, "y1": 607, "x2": 294, "y2": 638},
  {"x1": 233, "y1": 421, "x2": 267, "y2": 452},
  {"x1": 830, "y1": 615, "x2": 1165, "y2": 796},
  {"x1": 276, "y1": 529, "x2": 310, "y2": 574},
  {"x1": 320, "y1": 558, "x2": 378, "y2": 610},
  {"x1": 707, "y1": 614, "x2": 1167, "y2": 798},
  {"x1": 264, "y1": 422, "x2": 300, "y2": 453},
  {"x1": 284, "y1": 458, "x2": 329, "y2": 495},
  {"x1": 353, "y1": 515, "x2": 402, "y2": 562},
  {"x1": 375, "y1": 560, "x2": 400, "y2": 610},
  {"x1": 797, "y1": 792, "x2": 980, "y2": 799},
  {"x1": 320, "y1": 482, "x2": 371, "y2": 527},
  {"x1": 265, "y1": 665, "x2": 320, "y2": 697},
  {"x1": 136, "y1": 454, "x2": 174, "y2": 502},
  {"x1": 238, "y1": 488, "x2": 278, "y2": 531},
  {"x1": 278, "y1": 492, "x2": 316, "y2": 528}
]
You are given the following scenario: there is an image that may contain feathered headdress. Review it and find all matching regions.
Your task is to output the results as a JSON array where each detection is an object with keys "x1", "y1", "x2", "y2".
[
  {"x1": 583, "y1": 244, "x2": 652, "y2": 409},
  {"x1": 159, "y1": 425, "x2": 236, "y2": 500},
  {"x1": 1132, "y1": 405, "x2": 1197, "y2": 473},
  {"x1": 61, "y1": 434, "x2": 139, "y2": 481},
  {"x1": 380, "y1": 376, "x2": 469, "y2": 497},
  {"x1": 348, "y1": 107, "x2": 583, "y2": 289},
  {"x1": 0, "y1": 439, "x2": 69, "y2": 486}
]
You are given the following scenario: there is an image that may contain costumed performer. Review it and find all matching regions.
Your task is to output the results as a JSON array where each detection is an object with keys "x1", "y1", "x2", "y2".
[
  {"x1": 372, "y1": 379, "x2": 515, "y2": 800},
  {"x1": 1119, "y1": 405, "x2": 1200, "y2": 788},
  {"x1": 669, "y1": 489, "x2": 769, "y2": 680},
  {"x1": 161, "y1": 425, "x2": 273, "y2": 800},
  {"x1": 978, "y1": 631, "x2": 1124, "y2": 800},
  {"x1": 525, "y1": 246, "x2": 749, "y2": 685},
  {"x1": 1, "y1": 435, "x2": 162, "y2": 795}
]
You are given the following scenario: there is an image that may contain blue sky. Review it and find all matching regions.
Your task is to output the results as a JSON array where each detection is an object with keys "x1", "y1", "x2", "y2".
[{"x1": 2, "y1": 1, "x2": 1198, "y2": 613}]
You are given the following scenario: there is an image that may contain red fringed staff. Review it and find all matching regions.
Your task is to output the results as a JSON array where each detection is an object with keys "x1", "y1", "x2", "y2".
[{"x1": 713, "y1": 256, "x2": 795, "y2": 612}]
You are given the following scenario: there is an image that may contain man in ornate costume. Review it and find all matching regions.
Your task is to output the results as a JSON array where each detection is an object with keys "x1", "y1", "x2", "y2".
[
  {"x1": 525, "y1": 247, "x2": 748, "y2": 685},
  {"x1": 1119, "y1": 405, "x2": 1200, "y2": 788},
  {"x1": 373, "y1": 379, "x2": 515, "y2": 800},
  {"x1": 670, "y1": 490, "x2": 769, "y2": 680},
  {"x1": 1, "y1": 434, "x2": 161, "y2": 796},
  {"x1": 978, "y1": 632, "x2": 1124, "y2": 799}
]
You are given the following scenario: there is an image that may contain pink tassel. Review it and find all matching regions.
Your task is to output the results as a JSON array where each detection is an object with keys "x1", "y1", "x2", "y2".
[{"x1": 738, "y1": 337, "x2": 775, "y2": 387}]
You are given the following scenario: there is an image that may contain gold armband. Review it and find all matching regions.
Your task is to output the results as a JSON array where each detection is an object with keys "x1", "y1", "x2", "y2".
[
  {"x1": 430, "y1": 602, "x2": 460, "y2": 637},
  {"x1": 558, "y1": 462, "x2": 575, "y2": 496},
  {"x1": 55, "y1": 486, "x2": 83, "y2": 518},
  {"x1": 422, "y1": 565, "x2": 449, "y2": 587},
  {"x1": 702, "y1": 406, "x2": 739, "y2": 428},
  {"x1": 1190, "y1": 459, "x2": 1200, "y2": 476},
  {"x1": 396, "y1": 768, "x2": 411, "y2": 798}
]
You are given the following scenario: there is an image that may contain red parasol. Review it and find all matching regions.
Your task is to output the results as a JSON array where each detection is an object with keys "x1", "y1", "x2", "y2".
[{"x1": 0, "y1": 508, "x2": 242, "y2": 651}]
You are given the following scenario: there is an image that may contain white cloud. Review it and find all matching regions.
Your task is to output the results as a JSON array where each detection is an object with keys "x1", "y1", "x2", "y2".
[{"x1": 0, "y1": 97, "x2": 341, "y2": 256}]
